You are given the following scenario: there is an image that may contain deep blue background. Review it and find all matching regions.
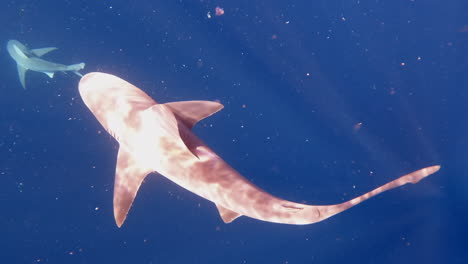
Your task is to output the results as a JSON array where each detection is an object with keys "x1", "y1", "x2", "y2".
[{"x1": 0, "y1": 0, "x2": 465, "y2": 263}]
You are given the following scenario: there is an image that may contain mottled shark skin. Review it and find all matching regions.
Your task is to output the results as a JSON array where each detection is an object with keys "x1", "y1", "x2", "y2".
[
  {"x1": 78, "y1": 72, "x2": 440, "y2": 227},
  {"x1": 7, "y1": 40, "x2": 85, "y2": 89}
]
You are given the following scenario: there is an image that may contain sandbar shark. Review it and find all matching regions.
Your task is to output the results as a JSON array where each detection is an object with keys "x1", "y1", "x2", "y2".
[
  {"x1": 7, "y1": 39, "x2": 85, "y2": 89},
  {"x1": 79, "y1": 72, "x2": 440, "y2": 227}
]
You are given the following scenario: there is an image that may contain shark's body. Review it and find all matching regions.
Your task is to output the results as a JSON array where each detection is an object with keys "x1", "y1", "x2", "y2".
[
  {"x1": 7, "y1": 40, "x2": 85, "y2": 89},
  {"x1": 79, "y1": 72, "x2": 440, "y2": 227}
]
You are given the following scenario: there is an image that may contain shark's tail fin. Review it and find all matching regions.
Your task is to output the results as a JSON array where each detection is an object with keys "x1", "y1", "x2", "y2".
[
  {"x1": 308, "y1": 165, "x2": 441, "y2": 224},
  {"x1": 67, "y1": 62, "x2": 85, "y2": 77}
]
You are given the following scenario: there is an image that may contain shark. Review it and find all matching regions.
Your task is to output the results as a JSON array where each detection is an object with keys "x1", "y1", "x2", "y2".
[
  {"x1": 78, "y1": 72, "x2": 440, "y2": 227},
  {"x1": 7, "y1": 39, "x2": 85, "y2": 89}
]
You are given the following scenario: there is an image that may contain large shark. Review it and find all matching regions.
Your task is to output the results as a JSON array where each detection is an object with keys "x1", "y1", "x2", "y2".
[
  {"x1": 79, "y1": 72, "x2": 440, "y2": 227},
  {"x1": 7, "y1": 39, "x2": 85, "y2": 89}
]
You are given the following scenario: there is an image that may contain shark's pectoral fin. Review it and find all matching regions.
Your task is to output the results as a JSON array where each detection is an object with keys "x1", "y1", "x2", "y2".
[
  {"x1": 31, "y1": 47, "x2": 57, "y2": 57},
  {"x1": 164, "y1": 101, "x2": 224, "y2": 128},
  {"x1": 16, "y1": 64, "x2": 27, "y2": 89},
  {"x1": 215, "y1": 204, "x2": 242, "y2": 223},
  {"x1": 113, "y1": 147, "x2": 153, "y2": 228},
  {"x1": 43, "y1": 72, "x2": 55, "y2": 78}
]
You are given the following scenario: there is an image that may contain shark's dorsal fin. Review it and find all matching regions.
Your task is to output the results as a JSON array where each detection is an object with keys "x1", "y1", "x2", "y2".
[
  {"x1": 216, "y1": 204, "x2": 242, "y2": 223},
  {"x1": 113, "y1": 147, "x2": 153, "y2": 228},
  {"x1": 16, "y1": 64, "x2": 27, "y2": 89},
  {"x1": 147, "y1": 104, "x2": 202, "y2": 160},
  {"x1": 31, "y1": 47, "x2": 57, "y2": 57},
  {"x1": 164, "y1": 101, "x2": 224, "y2": 129}
]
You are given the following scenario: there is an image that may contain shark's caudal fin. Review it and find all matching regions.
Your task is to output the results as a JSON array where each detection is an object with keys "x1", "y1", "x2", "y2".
[
  {"x1": 39, "y1": 62, "x2": 85, "y2": 81},
  {"x1": 67, "y1": 63, "x2": 85, "y2": 77},
  {"x1": 310, "y1": 165, "x2": 441, "y2": 224}
]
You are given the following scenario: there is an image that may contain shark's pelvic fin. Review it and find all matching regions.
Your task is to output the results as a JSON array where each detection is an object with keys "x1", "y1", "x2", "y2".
[
  {"x1": 43, "y1": 72, "x2": 55, "y2": 78},
  {"x1": 164, "y1": 101, "x2": 224, "y2": 128},
  {"x1": 16, "y1": 64, "x2": 27, "y2": 89},
  {"x1": 114, "y1": 147, "x2": 153, "y2": 228},
  {"x1": 216, "y1": 204, "x2": 242, "y2": 223},
  {"x1": 31, "y1": 47, "x2": 57, "y2": 57}
]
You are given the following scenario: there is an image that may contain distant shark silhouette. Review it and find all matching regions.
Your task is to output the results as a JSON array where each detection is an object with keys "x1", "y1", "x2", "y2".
[
  {"x1": 79, "y1": 72, "x2": 440, "y2": 227},
  {"x1": 7, "y1": 40, "x2": 85, "y2": 89}
]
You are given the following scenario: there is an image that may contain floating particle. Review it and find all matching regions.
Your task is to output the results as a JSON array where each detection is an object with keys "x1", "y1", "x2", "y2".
[
  {"x1": 196, "y1": 59, "x2": 204, "y2": 68},
  {"x1": 215, "y1": 6, "x2": 224, "y2": 16},
  {"x1": 459, "y1": 25, "x2": 468, "y2": 32},
  {"x1": 353, "y1": 122, "x2": 363, "y2": 132}
]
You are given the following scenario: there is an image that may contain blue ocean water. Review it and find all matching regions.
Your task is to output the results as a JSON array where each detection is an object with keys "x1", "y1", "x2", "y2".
[{"x1": 0, "y1": 0, "x2": 465, "y2": 263}]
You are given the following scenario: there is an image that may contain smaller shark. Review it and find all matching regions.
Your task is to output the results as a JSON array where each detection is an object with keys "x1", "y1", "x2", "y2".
[
  {"x1": 6, "y1": 39, "x2": 85, "y2": 89},
  {"x1": 79, "y1": 72, "x2": 440, "y2": 228}
]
